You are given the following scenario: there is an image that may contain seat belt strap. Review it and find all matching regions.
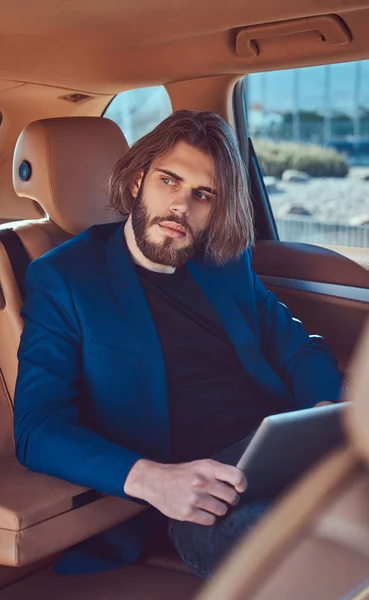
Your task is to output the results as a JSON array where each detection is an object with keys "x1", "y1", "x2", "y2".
[{"x1": 0, "y1": 229, "x2": 31, "y2": 301}]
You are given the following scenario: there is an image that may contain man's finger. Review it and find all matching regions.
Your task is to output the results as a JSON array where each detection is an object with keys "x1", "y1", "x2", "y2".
[
  {"x1": 196, "y1": 494, "x2": 229, "y2": 517},
  {"x1": 207, "y1": 480, "x2": 240, "y2": 505},
  {"x1": 210, "y1": 461, "x2": 247, "y2": 493},
  {"x1": 190, "y1": 509, "x2": 217, "y2": 526}
]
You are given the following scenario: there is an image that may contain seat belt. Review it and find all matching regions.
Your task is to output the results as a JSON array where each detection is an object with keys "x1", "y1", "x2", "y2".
[{"x1": 0, "y1": 229, "x2": 30, "y2": 301}]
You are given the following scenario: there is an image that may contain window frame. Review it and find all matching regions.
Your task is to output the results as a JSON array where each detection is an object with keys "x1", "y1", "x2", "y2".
[{"x1": 233, "y1": 78, "x2": 279, "y2": 242}]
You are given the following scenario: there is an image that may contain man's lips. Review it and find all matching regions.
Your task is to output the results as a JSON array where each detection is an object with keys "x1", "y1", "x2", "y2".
[
  {"x1": 159, "y1": 221, "x2": 186, "y2": 234},
  {"x1": 158, "y1": 222, "x2": 187, "y2": 238}
]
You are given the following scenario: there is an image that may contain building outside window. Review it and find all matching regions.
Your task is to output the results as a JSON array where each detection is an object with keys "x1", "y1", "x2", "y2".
[
  {"x1": 244, "y1": 60, "x2": 369, "y2": 248},
  {"x1": 245, "y1": 61, "x2": 369, "y2": 161}
]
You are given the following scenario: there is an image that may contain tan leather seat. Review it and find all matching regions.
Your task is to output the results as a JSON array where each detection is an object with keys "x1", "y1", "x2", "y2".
[
  {"x1": 0, "y1": 116, "x2": 128, "y2": 407},
  {"x1": 0, "y1": 564, "x2": 200, "y2": 600},
  {"x1": 195, "y1": 322, "x2": 369, "y2": 600},
  {"x1": 0, "y1": 117, "x2": 197, "y2": 595}
]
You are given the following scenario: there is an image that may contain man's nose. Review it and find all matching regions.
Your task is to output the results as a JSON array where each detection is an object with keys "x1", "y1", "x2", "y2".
[{"x1": 169, "y1": 189, "x2": 191, "y2": 217}]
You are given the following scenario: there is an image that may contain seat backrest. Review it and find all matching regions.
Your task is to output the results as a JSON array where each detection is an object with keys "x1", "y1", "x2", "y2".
[
  {"x1": 196, "y1": 321, "x2": 369, "y2": 600},
  {"x1": 0, "y1": 116, "x2": 128, "y2": 456}
]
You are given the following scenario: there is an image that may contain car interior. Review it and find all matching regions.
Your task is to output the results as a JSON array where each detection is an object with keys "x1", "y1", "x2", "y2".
[{"x1": 0, "y1": 0, "x2": 369, "y2": 598}]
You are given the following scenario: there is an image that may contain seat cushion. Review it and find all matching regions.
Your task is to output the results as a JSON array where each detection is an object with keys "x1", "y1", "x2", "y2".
[
  {"x1": 0, "y1": 557, "x2": 56, "y2": 591},
  {"x1": 0, "y1": 565, "x2": 200, "y2": 599}
]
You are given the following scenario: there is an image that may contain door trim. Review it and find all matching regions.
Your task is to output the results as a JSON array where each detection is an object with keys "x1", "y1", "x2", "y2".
[{"x1": 260, "y1": 275, "x2": 369, "y2": 303}]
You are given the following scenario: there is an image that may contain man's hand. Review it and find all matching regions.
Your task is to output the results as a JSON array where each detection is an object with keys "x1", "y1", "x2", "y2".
[
  {"x1": 314, "y1": 401, "x2": 334, "y2": 407},
  {"x1": 124, "y1": 458, "x2": 247, "y2": 526}
]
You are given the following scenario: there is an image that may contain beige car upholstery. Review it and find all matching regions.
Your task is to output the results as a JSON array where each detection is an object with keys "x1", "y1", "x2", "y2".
[
  {"x1": 1, "y1": 116, "x2": 127, "y2": 402},
  {"x1": 13, "y1": 117, "x2": 126, "y2": 236},
  {"x1": 0, "y1": 455, "x2": 144, "y2": 568},
  {"x1": 195, "y1": 323, "x2": 369, "y2": 600},
  {"x1": 0, "y1": 117, "x2": 160, "y2": 570},
  {"x1": 0, "y1": 564, "x2": 200, "y2": 600},
  {"x1": 0, "y1": 3, "x2": 368, "y2": 94}
]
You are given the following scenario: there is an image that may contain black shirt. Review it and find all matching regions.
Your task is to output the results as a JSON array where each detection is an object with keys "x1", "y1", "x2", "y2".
[{"x1": 135, "y1": 263, "x2": 281, "y2": 462}]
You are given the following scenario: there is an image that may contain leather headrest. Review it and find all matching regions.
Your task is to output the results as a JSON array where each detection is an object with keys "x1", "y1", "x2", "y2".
[
  {"x1": 13, "y1": 117, "x2": 128, "y2": 235},
  {"x1": 344, "y1": 319, "x2": 369, "y2": 464}
]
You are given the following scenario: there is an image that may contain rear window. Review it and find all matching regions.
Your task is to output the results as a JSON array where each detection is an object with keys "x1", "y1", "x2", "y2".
[{"x1": 103, "y1": 86, "x2": 172, "y2": 146}]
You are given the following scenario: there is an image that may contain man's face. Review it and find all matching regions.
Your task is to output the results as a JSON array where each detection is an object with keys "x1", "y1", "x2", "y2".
[{"x1": 130, "y1": 141, "x2": 215, "y2": 267}]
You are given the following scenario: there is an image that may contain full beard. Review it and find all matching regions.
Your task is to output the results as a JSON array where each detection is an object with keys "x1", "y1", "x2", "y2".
[{"x1": 131, "y1": 191, "x2": 206, "y2": 268}]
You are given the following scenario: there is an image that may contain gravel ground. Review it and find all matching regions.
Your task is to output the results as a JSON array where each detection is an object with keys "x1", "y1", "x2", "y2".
[{"x1": 268, "y1": 168, "x2": 369, "y2": 226}]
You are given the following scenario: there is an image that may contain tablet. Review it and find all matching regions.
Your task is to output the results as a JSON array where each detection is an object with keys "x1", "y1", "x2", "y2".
[{"x1": 236, "y1": 402, "x2": 347, "y2": 501}]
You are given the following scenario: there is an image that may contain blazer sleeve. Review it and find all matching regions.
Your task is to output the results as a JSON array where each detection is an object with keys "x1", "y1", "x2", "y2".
[
  {"x1": 14, "y1": 258, "x2": 145, "y2": 500},
  {"x1": 247, "y1": 249, "x2": 343, "y2": 408}
]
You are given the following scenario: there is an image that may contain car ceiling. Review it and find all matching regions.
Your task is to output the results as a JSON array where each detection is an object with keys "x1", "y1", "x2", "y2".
[
  {"x1": 1, "y1": 0, "x2": 369, "y2": 93},
  {"x1": 0, "y1": 0, "x2": 369, "y2": 222}
]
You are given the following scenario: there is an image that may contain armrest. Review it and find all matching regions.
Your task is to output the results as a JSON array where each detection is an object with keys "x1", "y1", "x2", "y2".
[{"x1": 0, "y1": 455, "x2": 145, "y2": 566}]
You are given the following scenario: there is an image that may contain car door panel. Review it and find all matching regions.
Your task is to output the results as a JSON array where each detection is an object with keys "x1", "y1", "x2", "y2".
[{"x1": 252, "y1": 241, "x2": 369, "y2": 377}]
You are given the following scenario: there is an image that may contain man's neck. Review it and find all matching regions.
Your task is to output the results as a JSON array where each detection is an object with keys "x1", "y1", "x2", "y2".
[{"x1": 123, "y1": 217, "x2": 176, "y2": 275}]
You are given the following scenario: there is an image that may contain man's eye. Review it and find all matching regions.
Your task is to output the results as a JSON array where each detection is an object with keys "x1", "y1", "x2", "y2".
[
  {"x1": 194, "y1": 190, "x2": 211, "y2": 202},
  {"x1": 162, "y1": 177, "x2": 175, "y2": 186}
]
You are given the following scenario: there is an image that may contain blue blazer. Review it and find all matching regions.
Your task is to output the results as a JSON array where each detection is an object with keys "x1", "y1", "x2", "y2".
[{"x1": 14, "y1": 222, "x2": 342, "y2": 574}]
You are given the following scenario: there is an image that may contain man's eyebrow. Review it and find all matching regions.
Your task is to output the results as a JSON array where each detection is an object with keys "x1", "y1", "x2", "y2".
[
  {"x1": 155, "y1": 168, "x2": 216, "y2": 195},
  {"x1": 155, "y1": 168, "x2": 183, "y2": 182}
]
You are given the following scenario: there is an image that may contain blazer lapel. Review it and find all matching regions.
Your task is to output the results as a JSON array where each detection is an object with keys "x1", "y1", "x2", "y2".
[{"x1": 105, "y1": 223, "x2": 170, "y2": 460}]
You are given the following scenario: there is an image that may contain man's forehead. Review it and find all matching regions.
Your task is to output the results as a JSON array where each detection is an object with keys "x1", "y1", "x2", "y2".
[{"x1": 151, "y1": 143, "x2": 215, "y2": 187}]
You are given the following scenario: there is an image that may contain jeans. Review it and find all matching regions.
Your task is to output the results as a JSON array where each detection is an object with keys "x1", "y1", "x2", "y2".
[{"x1": 167, "y1": 434, "x2": 270, "y2": 580}]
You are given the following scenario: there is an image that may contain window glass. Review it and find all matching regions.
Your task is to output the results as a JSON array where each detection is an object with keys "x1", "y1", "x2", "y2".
[
  {"x1": 103, "y1": 86, "x2": 172, "y2": 146},
  {"x1": 245, "y1": 60, "x2": 369, "y2": 247}
]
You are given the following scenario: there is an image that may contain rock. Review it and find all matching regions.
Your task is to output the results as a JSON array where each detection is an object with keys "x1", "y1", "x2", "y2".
[
  {"x1": 287, "y1": 205, "x2": 312, "y2": 217},
  {"x1": 263, "y1": 176, "x2": 279, "y2": 194},
  {"x1": 282, "y1": 169, "x2": 310, "y2": 183}
]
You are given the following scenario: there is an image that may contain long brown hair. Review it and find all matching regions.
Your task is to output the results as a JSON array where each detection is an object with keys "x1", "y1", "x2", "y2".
[{"x1": 108, "y1": 110, "x2": 254, "y2": 265}]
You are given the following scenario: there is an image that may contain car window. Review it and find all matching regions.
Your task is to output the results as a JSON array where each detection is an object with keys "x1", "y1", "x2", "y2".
[
  {"x1": 244, "y1": 60, "x2": 369, "y2": 247},
  {"x1": 103, "y1": 86, "x2": 172, "y2": 146}
]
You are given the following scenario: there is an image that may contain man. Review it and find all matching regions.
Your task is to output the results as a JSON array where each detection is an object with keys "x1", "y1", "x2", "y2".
[{"x1": 14, "y1": 110, "x2": 342, "y2": 578}]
